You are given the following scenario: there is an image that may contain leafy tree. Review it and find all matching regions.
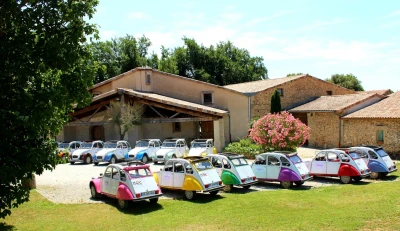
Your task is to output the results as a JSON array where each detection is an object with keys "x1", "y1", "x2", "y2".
[
  {"x1": 270, "y1": 90, "x2": 282, "y2": 113},
  {"x1": 249, "y1": 112, "x2": 310, "y2": 151},
  {"x1": 286, "y1": 73, "x2": 304, "y2": 77},
  {"x1": 0, "y1": 0, "x2": 99, "y2": 218},
  {"x1": 106, "y1": 101, "x2": 145, "y2": 140},
  {"x1": 325, "y1": 74, "x2": 364, "y2": 91}
]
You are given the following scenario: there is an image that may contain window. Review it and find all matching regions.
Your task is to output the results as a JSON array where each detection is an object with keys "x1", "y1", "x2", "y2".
[
  {"x1": 314, "y1": 153, "x2": 326, "y2": 161},
  {"x1": 268, "y1": 156, "x2": 280, "y2": 166},
  {"x1": 222, "y1": 159, "x2": 231, "y2": 169},
  {"x1": 231, "y1": 158, "x2": 248, "y2": 166},
  {"x1": 172, "y1": 122, "x2": 181, "y2": 133},
  {"x1": 277, "y1": 88, "x2": 284, "y2": 96},
  {"x1": 145, "y1": 74, "x2": 151, "y2": 85},
  {"x1": 280, "y1": 157, "x2": 291, "y2": 166},
  {"x1": 356, "y1": 150, "x2": 368, "y2": 159},
  {"x1": 104, "y1": 167, "x2": 112, "y2": 178},
  {"x1": 202, "y1": 92, "x2": 213, "y2": 105},
  {"x1": 112, "y1": 168, "x2": 120, "y2": 180},
  {"x1": 184, "y1": 163, "x2": 193, "y2": 174},
  {"x1": 327, "y1": 153, "x2": 339, "y2": 162},
  {"x1": 327, "y1": 91, "x2": 332, "y2": 95},
  {"x1": 368, "y1": 150, "x2": 379, "y2": 159},
  {"x1": 377, "y1": 130, "x2": 384, "y2": 144},
  {"x1": 164, "y1": 162, "x2": 173, "y2": 172},
  {"x1": 174, "y1": 162, "x2": 184, "y2": 173},
  {"x1": 210, "y1": 157, "x2": 223, "y2": 168}
]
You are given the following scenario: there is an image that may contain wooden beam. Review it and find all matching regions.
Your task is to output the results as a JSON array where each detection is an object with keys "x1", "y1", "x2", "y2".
[
  {"x1": 170, "y1": 112, "x2": 180, "y2": 118},
  {"x1": 86, "y1": 105, "x2": 104, "y2": 122},
  {"x1": 143, "y1": 117, "x2": 215, "y2": 123},
  {"x1": 149, "y1": 105, "x2": 165, "y2": 118},
  {"x1": 134, "y1": 98, "x2": 221, "y2": 119},
  {"x1": 65, "y1": 121, "x2": 113, "y2": 126},
  {"x1": 71, "y1": 100, "x2": 112, "y2": 117}
]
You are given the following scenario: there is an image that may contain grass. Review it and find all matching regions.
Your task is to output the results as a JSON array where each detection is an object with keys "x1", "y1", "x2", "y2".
[{"x1": 1, "y1": 172, "x2": 400, "y2": 231}]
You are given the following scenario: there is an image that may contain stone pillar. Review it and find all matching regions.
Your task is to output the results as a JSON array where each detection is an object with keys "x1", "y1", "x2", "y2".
[{"x1": 213, "y1": 118, "x2": 225, "y2": 152}]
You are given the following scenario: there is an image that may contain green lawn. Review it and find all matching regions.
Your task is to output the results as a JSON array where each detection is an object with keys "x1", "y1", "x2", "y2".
[{"x1": 2, "y1": 172, "x2": 400, "y2": 231}]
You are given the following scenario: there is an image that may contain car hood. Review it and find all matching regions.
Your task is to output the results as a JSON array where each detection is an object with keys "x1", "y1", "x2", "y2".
[
  {"x1": 128, "y1": 147, "x2": 147, "y2": 155},
  {"x1": 156, "y1": 148, "x2": 174, "y2": 156},
  {"x1": 72, "y1": 149, "x2": 90, "y2": 156},
  {"x1": 96, "y1": 148, "x2": 116, "y2": 157},
  {"x1": 188, "y1": 148, "x2": 207, "y2": 156}
]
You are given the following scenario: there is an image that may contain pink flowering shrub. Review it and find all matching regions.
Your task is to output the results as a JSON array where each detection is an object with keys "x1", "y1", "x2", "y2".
[{"x1": 249, "y1": 111, "x2": 310, "y2": 151}]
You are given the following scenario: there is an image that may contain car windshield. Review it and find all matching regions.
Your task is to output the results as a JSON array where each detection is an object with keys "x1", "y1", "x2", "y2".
[
  {"x1": 230, "y1": 158, "x2": 248, "y2": 166},
  {"x1": 128, "y1": 168, "x2": 152, "y2": 178},
  {"x1": 289, "y1": 155, "x2": 302, "y2": 164},
  {"x1": 80, "y1": 143, "x2": 92, "y2": 148},
  {"x1": 348, "y1": 152, "x2": 361, "y2": 160},
  {"x1": 194, "y1": 160, "x2": 213, "y2": 171},
  {"x1": 192, "y1": 142, "x2": 207, "y2": 148},
  {"x1": 58, "y1": 143, "x2": 69, "y2": 148},
  {"x1": 136, "y1": 141, "x2": 149, "y2": 147},
  {"x1": 104, "y1": 143, "x2": 117, "y2": 148},
  {"x1": 162, "y1": 142, "x2": 176, "y2": 148},
  {"x1": 376, "y1": 149, "x2": 388, "y2": 157}
]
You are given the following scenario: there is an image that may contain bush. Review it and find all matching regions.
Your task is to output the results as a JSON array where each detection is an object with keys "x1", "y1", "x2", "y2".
[
  {"x1": 249, "y1": 111, "x2": 310, "y2": 151},
  {"x1": 224, "y1": 138, "x2": 267, "y2": 159}
]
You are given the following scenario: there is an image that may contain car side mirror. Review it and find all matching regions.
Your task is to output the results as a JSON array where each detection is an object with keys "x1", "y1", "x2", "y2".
[{"x1": 100, "y1": 173, "x2": 103, "y2": 177}]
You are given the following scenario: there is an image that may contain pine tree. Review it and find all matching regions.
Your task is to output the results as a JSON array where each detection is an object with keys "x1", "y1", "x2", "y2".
[{"x1": 271, "y1": 90, "x2": 282, "y2": 113}]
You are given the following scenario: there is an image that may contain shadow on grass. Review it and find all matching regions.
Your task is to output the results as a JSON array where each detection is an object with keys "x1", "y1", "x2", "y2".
[
  {"x1": 91, "y1": 196, "x2": 164, "y2": 215},
  {"x1": 0, "y1": 222, "x2": 15, "y2": 231},
  {"x1": 160, "y1": 188, "x2": 224, "y2": 203},
  {"x1": 253, "y1": 181, "x2": 313, "y2": 191},
  {"x1": 374, "y1": 175, "x2": 398, "y2": 182}
]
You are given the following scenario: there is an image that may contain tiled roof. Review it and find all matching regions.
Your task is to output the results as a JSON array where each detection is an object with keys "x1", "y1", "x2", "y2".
[
  {"x1": 357, "y1": 89, "x2": 392, "y2": 96},
  {"x1": 93, "y1": 88, "x2": 228, "y2": 116},
  {"x1": 289, "y1": 93, "x2": 382, "y2": 113},
  {"x1": 223, "y1": 74, "x2": 307, "y2": 94},
  {"x1": 343, "y1": 91, "x2": 400, "y2": 119}
]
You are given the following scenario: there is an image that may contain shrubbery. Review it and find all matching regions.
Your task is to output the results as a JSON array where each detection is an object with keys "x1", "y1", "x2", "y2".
[{"x1": 224, "y1": 138, "x2": 266, "y2": 159}]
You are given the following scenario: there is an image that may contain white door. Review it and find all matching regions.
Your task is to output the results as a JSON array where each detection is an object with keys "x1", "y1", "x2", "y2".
[
  {"x1": 326, "y1": 152, "x2": 341, "y2": 175},
  {"x1": 148, "y1": 143, "x2": 155, "y2": 158},
  {"x1": 311, "y1": 153, "x2": 327, "y2": 174},
  {"x1": 173, "y1": 162, "x2": 185, "y2": 188},
  {"x1": 101, "y1": 167, "x2": 113, "y2": 194},
  {"x1": 266, "y1": 155, "x2": 281, "y2": 179},
  {"x1": 210, "y1": 157, "x2": 223, "y2": 176},
  {"x1": 109, "y1": 167, "x2": 120, "y2": 195},
  {"x1": 160, "y1": 161, "x2": 174, "y2": 187}
]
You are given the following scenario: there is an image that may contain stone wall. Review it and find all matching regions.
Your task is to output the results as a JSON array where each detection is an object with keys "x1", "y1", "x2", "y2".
[
  {"x1": 307, "y1": 112, "x2": 340, "y2": 148},
  {"x1": 342, "y1": 118, "x2": 400, "y2": 157},
  {"x1": 251, "y1": 76, "x2": 354, "y2": 118}
]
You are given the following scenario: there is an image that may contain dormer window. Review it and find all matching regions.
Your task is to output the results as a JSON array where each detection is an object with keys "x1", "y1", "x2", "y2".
[{"x1": 202, "y1": 92, "x2": 213, "y2": 105}]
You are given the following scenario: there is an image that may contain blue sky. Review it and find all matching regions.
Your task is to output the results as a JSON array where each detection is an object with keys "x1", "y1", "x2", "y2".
[{"x1": 90, "y1": 0, "x2": 400, "y2": 91}]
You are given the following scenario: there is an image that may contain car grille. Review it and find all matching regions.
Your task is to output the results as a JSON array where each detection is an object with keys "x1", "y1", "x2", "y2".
[
  {"x1": 129, "y1": 155, "x2": 135, "y2": 158},
  {"x1": 72, "y1": 155, "x2": 78, "y2": 158},
  {"x1": 157, "y1": 155, "x2": 164, "y2": 159},
  {"x1": 97, "y1": 156, "x2": 102, "y2": 160}
]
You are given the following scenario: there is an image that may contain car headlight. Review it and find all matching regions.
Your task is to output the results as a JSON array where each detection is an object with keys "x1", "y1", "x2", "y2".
[{"x1": 201, "y1": 152, "x2": 207, "y2": 157}]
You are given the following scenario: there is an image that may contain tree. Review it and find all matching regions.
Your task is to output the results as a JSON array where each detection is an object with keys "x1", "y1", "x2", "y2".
[
  {"x1": 249, "y1": 112, "x2": 310, "y2": 151},
  {"x1": 325, "y1": 74, "x2": 364, "y2": 91},
  {"x1": 106, "y1": 101, "x2": 145, "y2": 140},
  {"x1": 286, "y1": 73, "x2": 304, "y2": 77},
  {"x1": 0, "y1": 0, "x2": 99, "y2": 218},
  {"x1": 270, "y1": 90, "x2": 282, "y2": 113}
]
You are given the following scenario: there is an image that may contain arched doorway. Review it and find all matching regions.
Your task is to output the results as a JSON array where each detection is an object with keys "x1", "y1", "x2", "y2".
[{"x1": 91, "y1": 125, "x2": 105, "y2": 141}]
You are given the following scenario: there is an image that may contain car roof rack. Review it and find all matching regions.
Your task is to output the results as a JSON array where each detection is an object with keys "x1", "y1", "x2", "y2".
[
  {"x1": 218, "y1": 152, "x2": 244, "y2": 159},
  {"x1": 183, "y1": 156, "x2": 209, "y2": 162},
  {"x1": 118, "y1": 161, "x2": 146, "y2": 166}
]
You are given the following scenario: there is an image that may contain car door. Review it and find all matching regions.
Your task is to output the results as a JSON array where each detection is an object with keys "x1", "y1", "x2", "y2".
[
  {"x1": 148, "y1": 142, "x2": 155, "y2": 158},
  {"x1": 115, "y1": 143, "x2": 123, "y2": 159},
  {"x1": 101, "y1": 167, "x2": 113, "y2": 194},
  {"x1": 266, "y1": 155, "x2": 281, "y2": 179},
  {"x1": 311, "y1": 152, "x2": 327, "y2": 174},
  {"x1": 356, "y1": 149, "x2": 369, "y2": 165},
  {"x1": 173, "y1": 161, "x2": 185, "y2": 188},
  {"x1": 326, "y1": 152, "x2": 341, "y2": 175},
  {"x1": 160, "y1": 161, "x2": 174, "y2": 187},
  {"x1": 210, "y1": 156, "x2": 223, "y2": 176},
  {"x1": 177, "y1": 141, "x2": 184, "y2": 157},
  {"x1": 109, "y1": 167, "x2": 120, "y2": 196},
  {"x1": 252, "y1": 156, "x2": 267, "y2": 179},
  {"x1": 120, "y1": 142, "x2": 129, "y2": 159},
  {"x1": 93, "y1": 142, "x2": 102, "y2": 156}
]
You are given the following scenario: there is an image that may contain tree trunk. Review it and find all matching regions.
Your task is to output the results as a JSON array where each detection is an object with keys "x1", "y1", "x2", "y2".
[{"x1": 22, "y1": 174, "x2": 36, "y2": 189}]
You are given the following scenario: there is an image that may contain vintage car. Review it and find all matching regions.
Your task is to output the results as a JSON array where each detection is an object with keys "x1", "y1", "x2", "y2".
[
  {"x1": 126, "y1": 139, "x2": 162, "y2": 163},
  {"x1": 57, "y1": 141, "x2": 81, "y2": 158},
  {"x1": 153, "y1": 138, "x2": 189, "y2": 164},
  {"x1": 252, "y1": 152, "x2": 312, "y2": 188},
  {"x1": 306, "y1": 149, "x2": 370, "y2": 184},
  {"x1": 153, "y1": 157, "x2": 224, "y2": 200},
  {"x1": 93, "y1": 140, "x2": 131, "y2": 165},
  {"x1": 206, "y1": 153, "x2": 257, "y2": 192},
  {"x1": 69, "y1": 140, "x2": 104, "y2": 164},
  {"x1": 89, "y1": 162, "x2": 162, "y2": 209},
  {"x1": 187, "y1": 139, "x2": 217, "y2": 157},
  {"x1": 350, "y1": 146, "x2": 397, "y2": 179}
]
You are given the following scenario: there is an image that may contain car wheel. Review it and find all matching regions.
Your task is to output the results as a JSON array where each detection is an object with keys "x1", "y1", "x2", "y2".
[
  {"x1": 209, "y1": 190, "x2": 219, "y2": 196},
  {"x1": 294, "y1": 181, "x2": 304, "y2": 186},
  {"x1": 153, "y1": 160, "x2": 158, "y2": 164},
  {"x1": 242, "y1": 185, "x2": 251, "y2": 190},
  {"x1": 85, "y1": 155, "x2": 92, "y2": 164},
  {"x1": 184, "y1": 190, "x2": 196, "y2": 200},
  {"x1": 223, "y1": 184, "x2": 233, "y2": 192},
  {"x1": 340, "y1": 176, "x2": 352, "y2": 184},
  {"x1": 70, "y1": 162, "x2": 75, "y2": 165},
  {"x1": 370, "y1": 172, "x2": 380, "y2": 179},
  {"x1": 280, "y1": 181, "x2": 293, "y2": 189},
  {"x1": 94, "y1": 162, "x2": 99, "y2": 166},
  {"x1": 110, "y1": 156, "x2": 117, "y2": 164},
  {"x1": 118, "y1": 199, "x2": 129, "y2": 209},
  {"x1": 142, "y1": 154, "x2": 148, "y2": 164},
  {"x1": 90, "y1": 185, "x2": 100, "y2": 199},
  {"x1": 352, "y1": 176, "x2": 362, "y2": 182},
  {"x1": 149, "y1": 198, "x2": 158, "y2": 204}
]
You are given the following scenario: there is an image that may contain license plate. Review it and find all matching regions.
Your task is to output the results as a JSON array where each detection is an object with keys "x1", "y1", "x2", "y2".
[
  {"x1": 244, "y1": 177, "x2": 253, "y2": 182},
  {"x1": 141, "y1": 191, "x2": 155, "y2": 197},
  {"x1": 209, "y1": 182, "x2": 219, "y2": 188}
]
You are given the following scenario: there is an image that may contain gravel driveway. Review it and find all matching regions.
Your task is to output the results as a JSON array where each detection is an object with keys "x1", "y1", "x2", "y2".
[{"x1": 35, "y1": 147, "x2": 398, "y2": 204}]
